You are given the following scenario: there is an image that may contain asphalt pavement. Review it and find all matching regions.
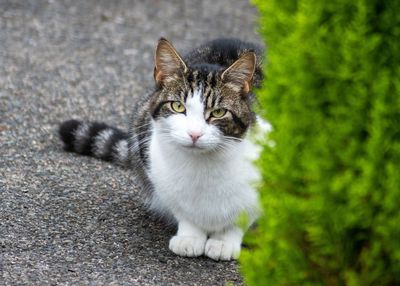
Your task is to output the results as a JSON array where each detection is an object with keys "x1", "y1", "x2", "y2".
[{"x1": 0, "y1": 1, "x2": 261, "y2": 284}]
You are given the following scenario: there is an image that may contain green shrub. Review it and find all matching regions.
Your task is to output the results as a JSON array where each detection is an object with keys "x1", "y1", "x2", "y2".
[{"x1": 241, "y1": 1, "x2": 400, "y2": 285}]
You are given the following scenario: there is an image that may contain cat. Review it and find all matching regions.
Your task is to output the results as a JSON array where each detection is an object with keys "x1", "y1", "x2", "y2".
[{"x1": 59, "y1": 38, "x2": 266, "y2": 261}]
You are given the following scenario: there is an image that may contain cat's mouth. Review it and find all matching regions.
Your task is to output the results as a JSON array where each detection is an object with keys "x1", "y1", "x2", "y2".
[
  {"x1": 179, "y1": 141, "x2": 214, "y2": 153},
  {"x1": 180, "y1": 142, "x2": 220, "y2": 154},
  {"x1": 183, "y1": 144, "x2": 204, "y2": 150}
]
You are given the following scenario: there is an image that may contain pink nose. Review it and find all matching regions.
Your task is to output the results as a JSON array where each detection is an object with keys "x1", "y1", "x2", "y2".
[{"x1": 188, "y1": 132, "x2": 203, "y2": 143}]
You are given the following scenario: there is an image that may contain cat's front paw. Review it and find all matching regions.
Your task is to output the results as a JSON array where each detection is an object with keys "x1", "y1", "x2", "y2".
[
  {"x1": 205, "y1": 238, "x2": 241, "y2": 261},
  {"x1": 169, "y1": 236, "x2": 206, "y2": 257}
]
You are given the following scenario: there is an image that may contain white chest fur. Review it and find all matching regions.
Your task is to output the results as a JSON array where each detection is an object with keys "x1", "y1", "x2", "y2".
[{"x1": 147, "y1": 129, "x2": 260, "y2": 233}]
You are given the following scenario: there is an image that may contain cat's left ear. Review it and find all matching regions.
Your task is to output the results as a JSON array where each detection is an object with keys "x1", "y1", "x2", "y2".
[
  {"x1": 221, "y1": 52, "x2": 256, "y2": 94},
  {"x1": 154, "y1": 38, "x2": 188, "y2": 85}
]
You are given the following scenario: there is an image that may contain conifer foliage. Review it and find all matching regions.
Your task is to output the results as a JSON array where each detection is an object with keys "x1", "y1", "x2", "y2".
[{"x1": 241, "y1": 1, "x2": 400, "y2": 285}]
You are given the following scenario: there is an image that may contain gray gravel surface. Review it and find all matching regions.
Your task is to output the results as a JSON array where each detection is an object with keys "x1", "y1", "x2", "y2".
[{"x1": 0, "y1": 0, "x2": 260, "y2": 285}]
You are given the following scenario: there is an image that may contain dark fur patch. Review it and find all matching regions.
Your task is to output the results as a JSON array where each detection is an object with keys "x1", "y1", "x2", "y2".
[
  {"x1": 59, "y1": 119, "x2": 82, "y2": 152},
  {"x1": 59, "y1": 120, "x2": 128, "y2": 161}
]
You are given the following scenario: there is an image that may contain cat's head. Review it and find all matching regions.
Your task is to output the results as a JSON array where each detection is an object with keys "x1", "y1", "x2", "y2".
[{"x1": 149, "y1": 38, "x2": 257, "y2": 153}]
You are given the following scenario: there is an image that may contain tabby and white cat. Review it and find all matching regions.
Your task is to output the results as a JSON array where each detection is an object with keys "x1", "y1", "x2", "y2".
[{"x1": 59, "y1": 38, "x2": 266, "y2": 261}]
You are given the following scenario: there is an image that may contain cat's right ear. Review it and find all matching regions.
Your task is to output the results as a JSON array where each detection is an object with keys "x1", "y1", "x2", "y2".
[{"x1": 154, "y1": 38, "x2": 188, "y2": 85}]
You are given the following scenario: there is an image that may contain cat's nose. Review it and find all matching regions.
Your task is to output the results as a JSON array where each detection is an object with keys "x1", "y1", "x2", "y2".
[{"x1": 188, "y1": 131, "x2": 203, "y2": 144}]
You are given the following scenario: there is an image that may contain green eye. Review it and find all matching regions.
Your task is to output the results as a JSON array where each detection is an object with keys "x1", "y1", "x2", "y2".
[
  {"x1": 211, "y1": 108, "x2": 227, "y2": 118},
  {"x1": 170, "y1": 101, "x2": 186, "y2": 113}
]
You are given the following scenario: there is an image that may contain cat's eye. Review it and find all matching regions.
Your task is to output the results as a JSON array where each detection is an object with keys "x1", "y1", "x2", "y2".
[
  {"x1": 170, "y1": 101, "x2": 186, "y2": 113},
  {"x1": 210, "y1": 108, "x2": 227, "y2": 118}
]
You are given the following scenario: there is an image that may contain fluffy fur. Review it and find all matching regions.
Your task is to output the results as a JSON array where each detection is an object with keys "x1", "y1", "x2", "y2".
[{"x1": 59, "y1": 38, "x2": 267, "y2": 261}]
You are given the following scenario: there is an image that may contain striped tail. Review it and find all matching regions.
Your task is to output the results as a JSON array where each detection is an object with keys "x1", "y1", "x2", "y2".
[{"x1": 59, "y1": 119, "x2": 130, "y2": 166}]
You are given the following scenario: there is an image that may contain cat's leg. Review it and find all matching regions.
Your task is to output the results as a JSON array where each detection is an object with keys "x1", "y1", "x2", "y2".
[
  {"x1": 205, "y1": 226, "x2": 243, "y2": 261},
  {"x1": 169, "y1": 219, "x2": 207, "y2": 257}
]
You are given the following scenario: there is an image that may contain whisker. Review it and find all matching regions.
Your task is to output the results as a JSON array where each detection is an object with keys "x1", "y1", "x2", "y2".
[
  {"x1": 129, "y1": 130, "x2": 153, "y2": 139},
  {"x1": 129, "y1": 122, "x2": 153, "y2": 132}
]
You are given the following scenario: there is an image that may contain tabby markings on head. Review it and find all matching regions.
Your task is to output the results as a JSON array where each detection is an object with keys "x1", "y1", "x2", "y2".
[{"x1": 150, "y1": 38, "x2": 257, "y2": 139}]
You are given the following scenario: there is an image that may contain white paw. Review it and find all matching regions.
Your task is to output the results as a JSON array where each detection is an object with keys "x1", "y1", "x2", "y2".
[
  {"x1": 169, "y1": 236, "x2": 206, "y2": 257},
  {"x1": 205, "y1": 238, "x2": 241, "y2": 261}
]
